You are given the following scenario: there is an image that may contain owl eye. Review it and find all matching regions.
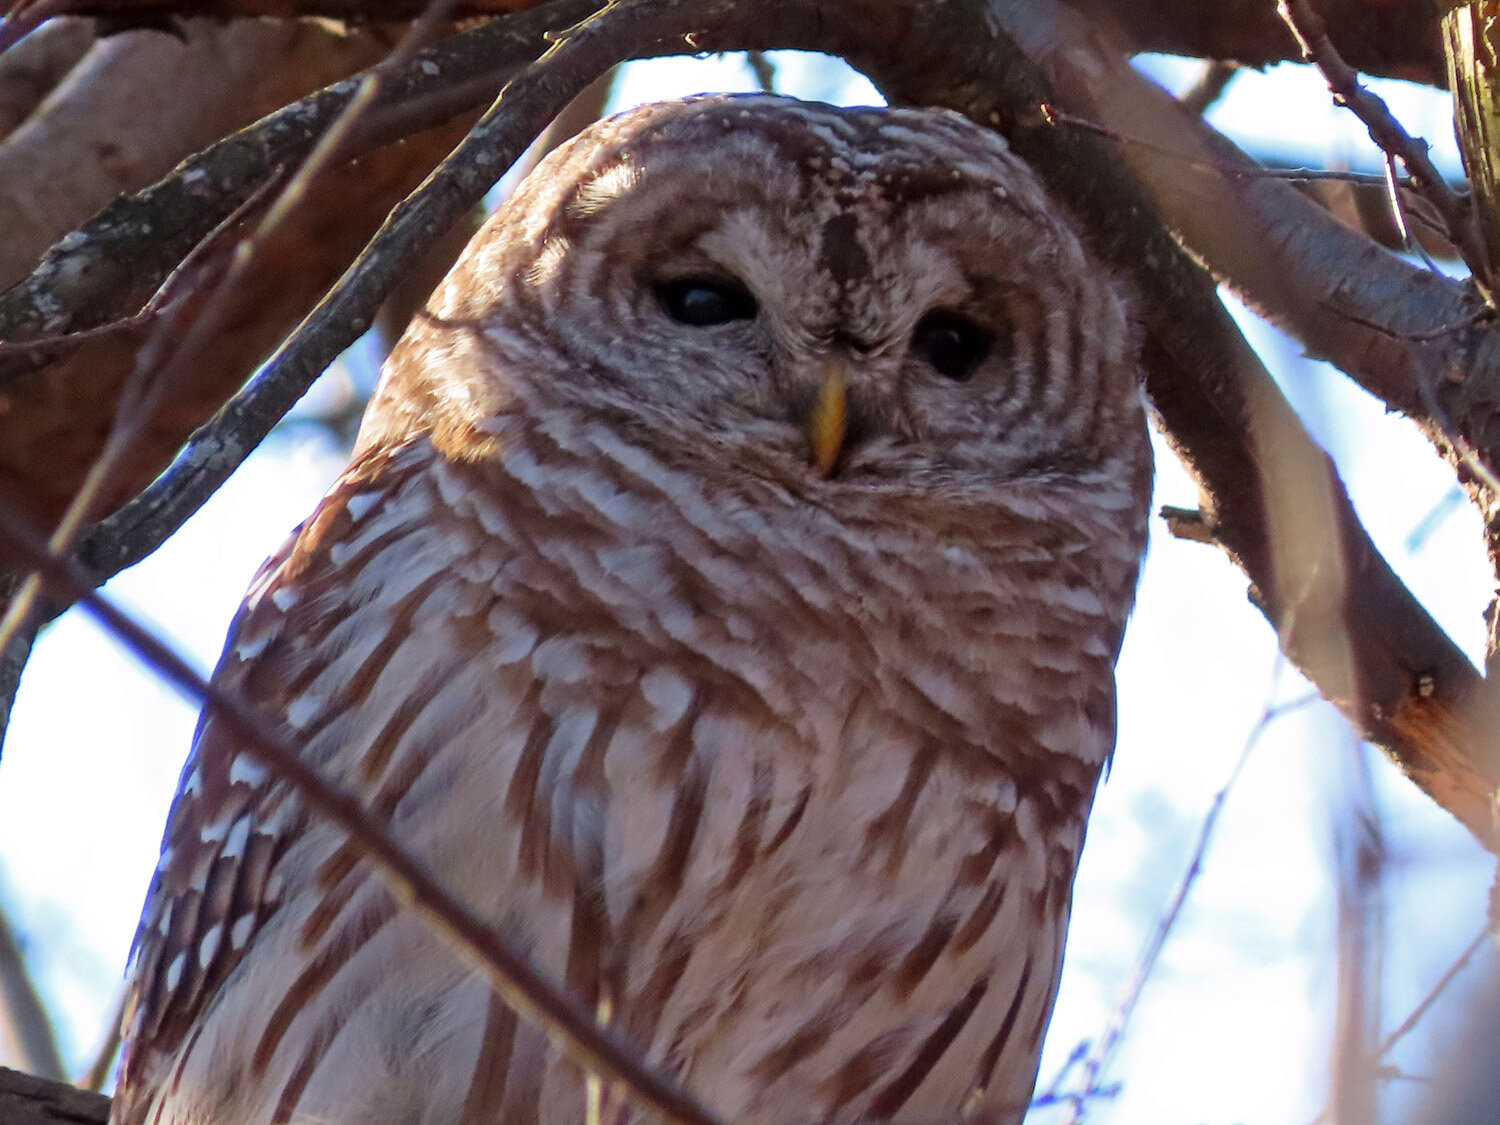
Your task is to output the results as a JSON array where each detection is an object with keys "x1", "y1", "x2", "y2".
[
  {"x1": 911, "y1": 310, "x2": 992, "y2": 382},
  {"x1": 658, "y1": 278, "x2": 759, "y2": 326}
]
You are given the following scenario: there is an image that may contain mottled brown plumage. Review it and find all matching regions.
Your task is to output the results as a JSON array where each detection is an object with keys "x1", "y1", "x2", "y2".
[{"x1": 113, "y1": 95, "x2": 1151, "y2": 1125}]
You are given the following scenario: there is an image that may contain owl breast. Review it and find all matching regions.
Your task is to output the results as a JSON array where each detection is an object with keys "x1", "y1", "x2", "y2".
[
  {"x1": 130, "y1": 398, "x2": 1134, "y2": 1125},
  {"x1": 112, "y1": 94, "x2": 1153, "y2": 1125}
]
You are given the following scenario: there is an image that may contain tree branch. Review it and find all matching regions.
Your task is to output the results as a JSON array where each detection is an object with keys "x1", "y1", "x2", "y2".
[
  {"x1": 1080, "y1": 0, "x2": 1447, "y2": 87},
  {"x1": 0, "y1": 19, "x2": 393, "y2": 290},
  {"x1": 0, "y1": 481, "x2": 725, "y2": 1125},
  {"x1": 0, "y1": 909, "x2": 62, "y2": 1083},
  {"x1": 0, "y1": 17, "x2": 90, "y2": 142},
  {"x1": 0, "y1": 2, "x2": 601, "y2": 353},
  {"x1": 0, "y1": 1, "x2": 1480, "y2": 859},
  {"x1": 0, "y1": 0, "x2": 1452, "y2": 86},
  {"x1": 0, "y1": 1068, "x2": 106, "y2": 1125},
  {"x1": 0, "y1": 1, "x2": 1491, "y2": 1122},
  {"x1": 1278, "y1": 0, "x2": 1486, "y2": 282}
]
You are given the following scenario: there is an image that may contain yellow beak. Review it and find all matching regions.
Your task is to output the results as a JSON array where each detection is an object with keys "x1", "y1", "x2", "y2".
[{"x1": 807, "y1": 364, "x2": 847, "y2": 478}]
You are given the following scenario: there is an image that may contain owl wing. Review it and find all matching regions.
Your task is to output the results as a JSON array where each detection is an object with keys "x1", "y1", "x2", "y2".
[
  {"x1": 113, "y1": 440, "x2": 454, "y2": 1124},
  {"x1": 114, "y1": 428, "x2": 742, "y2": 1125}
]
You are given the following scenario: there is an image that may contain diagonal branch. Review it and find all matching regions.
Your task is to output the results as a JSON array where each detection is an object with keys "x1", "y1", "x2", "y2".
[
  {"x1": 0, "y1": 489, "x2": 724, "y2": 1125},
  {"x1": 3, "y1": 0, "x2": 1493, "y2": 876},
  {"x1": 1277, "y1": 0, "x2": 1487, "y2": 283},
  {"x1": 0, "y1": 1067, "x2": 107, "y2": 1125},
  {"x1": 0, "y1": 0, "x2": 603, "y2": 355},
  {"x1": 0, "y1": 906, "x2": 62, "y2": 1083},
  {"x1": 25, "y1": 4, "x2": 1497, "y2": 856},
  {"x1": 0, "y1": 1, "x2": 1453, "y2": 87}
]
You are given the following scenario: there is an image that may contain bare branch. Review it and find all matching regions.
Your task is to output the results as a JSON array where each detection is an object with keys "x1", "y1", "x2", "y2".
[
  {"x1": 0, "y1": 908, "x2": 62, "y2": 1082},
  {"x1": 12, "y1": 3, "x2": 1487, "y2": 860},
  {"x1": 0, "y1": 19, "x2": 393, "y2": 290},
  {"x1": 0, "y1": 0, "x2": 603, "y2": 354},
  {"x1": 0, "y1": 1067, "x2": 106, "y2": 1125},
  {"x1": 968, "y1": 0, "x2": 1500, "y2": 844},
  {"x1": 1081, "y1": 0, "x2": 1446, "y2": 87},
  {"x1": 0, "y1": 0, "x2": 1450, "y2": 87},
  {"x1": 1179, "y1": 59, "x2": 1237, "y2": 116},
  {"x1": 0, "y1": 16, "x2": 90, "y2": 141},
  {"x1": 1056, "y1": 682, "x2": 1318, "y2": 1120},
  {"x1": 1277, "y1": 0, "x2": 1487, "y2": 283},
  {"x1": 76, "y1": 991, "x2": 123, "y2": 1093},
  {"x1": 0, "y1": 489, "x2": 724, "y2": 1125}
]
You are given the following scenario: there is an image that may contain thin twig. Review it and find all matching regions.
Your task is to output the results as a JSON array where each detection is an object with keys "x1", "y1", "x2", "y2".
[
  {"x1": 1277, "y1": 0, "x2": 1487, "y2": 282},
  {"x1": 1179, "y1": 60, "x2": 1237, "y2": 116},
  {"x1": 745, "y1": 48, "x2": 776, "y2": 93},
  {"x1": 1329, "y1": 736, "x2": 1386, "y2": 1125},
  {"x1": 0, "y1": 900, "x2": 64, "y2": 1081},
  {"x1": 1040, "y1": 103, "x2": 1454, "y2": 190},
  {"x1": 0, "y1": 0, "x2": 607, "y2": 357},
  {"x1": 0, "y1": 492, "x2": 722, "y2": 1125},
  {"x1": 0, "y1": 573, "x2": 38, "y2": 762},
  {"x1": 0, "y1": 312, "x2": 153, "y2": 358},
  {"x1": 1058, "y1": 677, "x2": 1319, "y2": 1121},
  {"x1": 1379, "y1": 927, "x2": 1489, "y2": 1059},
  {"x1": 1383, "y1": 151, "x2": 1444, "y2": 274},
  {"x1": 76, "y1": 0, "x2": 652, "y2": 585},
  {"x1": 1306, "y1": 925, "x2": 1491, "y2": 1125},
  {"x1": 77, "y1": 989, "x2": 125, "y2": 1092}
]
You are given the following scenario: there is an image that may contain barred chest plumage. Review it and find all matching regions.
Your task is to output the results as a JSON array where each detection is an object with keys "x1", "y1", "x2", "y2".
[
  {"x1": 117, "y1": 401, "x2": 1137, "y2": 1125},
  {"x1": 114, "y1": 95, "x2": 1152, "y2": 1125}
]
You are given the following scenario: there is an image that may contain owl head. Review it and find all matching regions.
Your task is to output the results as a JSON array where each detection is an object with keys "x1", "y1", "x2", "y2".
[{"x1": 368, "y1": 94, "x2": 1149, "y2": 503}]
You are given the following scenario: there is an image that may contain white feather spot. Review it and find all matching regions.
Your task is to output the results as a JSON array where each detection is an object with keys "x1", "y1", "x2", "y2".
[
  {"x1": 199, "y1": 817, "x2": 230, "y2": 845},
  {"x1": 155, "y1": 901, "x2": 174, "y2": 935},
  {"x1": 165, "y1": 953, "x2": 186, "y2": 992},
  {"x1": 345, "y1": 492, "x2": 380, "y2": 521},
  {"x1": 155, "y1": 846, "x2": 175, "y2": 873},
  {"x1": 1033, "y1": 711, "x2": 1095, "y2": 755},
  {"x1": 183, "y1": 765, "x2": 204, "y2": 799},
  {"x1": 491, "y1": 617, "x2": 537, "y2": 663},
  {"x1": 595, "y1": 544, "x2": 672, "y2": 598},
  {"x1": 271, "y1": 588, "x2": 298, "y2": 612},
  {"x1": 329, "y1": 541, "x2": 355, "y2": 567},
  {"x1": 230, "y1": 914, "x2": 255, "y2": 950},
  {"x1": 574, "y1": 162, "x2": 640, "y2": 214},
  {"x1": 472, "y1": 498, "x2": 510, "y2": 537},
  {"x1": 264, "y1": 872, "x2": 285, "y2": 904},
  {"x1": 1049, "y1": 584, "x2": 1106, "y2": 616},
  {"x1": 994, "y1": 777, "x2": 1018, "y2": 816},
  {"x1": 222, "y1": 816, "x2": 252, "y2": 860},
  {"x1": 502, "y1": 445, "x2": 547, "y2": 489},
  {"x1": 531, "y1": 637, "x2": 591, "y2": 684},
  {"x1": 286, "y1": 692, "x2": 323, "y2": 730},
  {"x1": 229, "y1": 755, "x2": 269, "y2": 789},
  {"x1": 434, "y1": 461, "x2": 467, "y2": 508},
  {"x1": 235, "y1": 633, "x2": 272, "y2": 661},
  {"x1": 198, "y1": 923, "x2": 222, "y2": 969},
  {"x1": 640, "y1": 669, "x2": 694, "y2": 731}
]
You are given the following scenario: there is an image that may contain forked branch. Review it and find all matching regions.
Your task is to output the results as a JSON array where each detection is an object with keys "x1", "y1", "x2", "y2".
[{"x1": 14, "y1": 7, "x2": 1500, "y2": 853}]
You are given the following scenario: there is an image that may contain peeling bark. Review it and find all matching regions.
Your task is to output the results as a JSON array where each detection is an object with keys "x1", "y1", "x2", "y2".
[{"x1": 0, "y1": 19, "x2": 392, "y2": 288}]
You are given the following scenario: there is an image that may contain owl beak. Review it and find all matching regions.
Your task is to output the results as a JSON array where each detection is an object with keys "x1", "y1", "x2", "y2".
[{"x1": 807, "y1": 363, "x2": 847, "y2": 478}]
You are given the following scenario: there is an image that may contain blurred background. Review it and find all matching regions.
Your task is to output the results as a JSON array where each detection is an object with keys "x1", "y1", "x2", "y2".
[{"x1": 0, "y1": 46, "x2": 1491, "y2": 1125}]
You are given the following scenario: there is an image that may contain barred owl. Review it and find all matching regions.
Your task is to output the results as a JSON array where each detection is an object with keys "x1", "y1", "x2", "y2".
[{"x1": 112, "y1": 94, "x2": 1151, "y2": 1125}]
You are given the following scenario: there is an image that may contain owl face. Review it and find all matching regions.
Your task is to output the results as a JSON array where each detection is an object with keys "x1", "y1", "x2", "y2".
[{"x1": 397, "y1": 95, "x2": 1146, "y2": 496}]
